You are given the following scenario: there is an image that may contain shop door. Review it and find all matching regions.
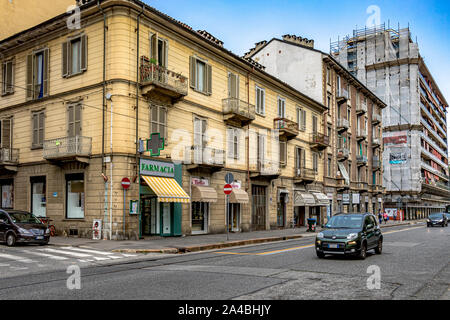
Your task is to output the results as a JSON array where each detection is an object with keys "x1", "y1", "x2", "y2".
[
  {"x1": 192, "y1": 202, "x2": 208, "y2": 234},
  {"x1": 141, "y1": 196, "x2": 160, "y2": 236},
  {"x1": 277, "y1": 193, "x2": 286, "y2": 227},
  {"x1": 252, "y1": 185, "x2": 266, "y2": 230},
  {"x1": 228, "y1": 203, "x2": 240, "y2": 232},
  {"x1": 295, "y1": 206, "x2": 305, "y2": 227}
]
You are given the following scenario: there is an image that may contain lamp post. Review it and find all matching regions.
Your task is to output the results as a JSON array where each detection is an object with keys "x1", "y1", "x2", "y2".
[{"x1": 106, "y1": 93, "x2": 113, "y2": 240}]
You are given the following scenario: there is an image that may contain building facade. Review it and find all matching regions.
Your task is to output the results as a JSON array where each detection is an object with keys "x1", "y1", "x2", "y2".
[
  {"x1": 246, "y1": 35, "x2": 386, "y2": 218},
  {"x1": 331, "y1": 25, "x2": 450, "y2": 219},
  {"x1": 0, "y1": 0, "x2": 327, "y2": 239}
]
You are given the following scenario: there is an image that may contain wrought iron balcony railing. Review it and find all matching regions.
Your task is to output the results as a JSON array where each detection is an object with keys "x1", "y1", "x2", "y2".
[
  {"x1": 274, "y1": 118, "x2": 299, "y2": 139},
  {"x1": 356, "y1": 155, "x2": 368, "y2": 166},
  {"x1": 310, "y1": 133, "x2": 330, "y2": 150},
  {"x1": 43, "y1": 136, "x2": 92, "y2": 160}
]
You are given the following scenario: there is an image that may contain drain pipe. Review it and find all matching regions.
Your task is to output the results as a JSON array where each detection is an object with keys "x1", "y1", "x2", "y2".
[{"x1": 136, "y1": 5, "x2": 145, "y2": 239}]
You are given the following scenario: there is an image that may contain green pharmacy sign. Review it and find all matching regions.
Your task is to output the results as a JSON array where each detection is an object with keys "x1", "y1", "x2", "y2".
[
  {"x1": 140, "y1": 159, "x2": 175, "y2": 178},
  {"x1": 146, "y1": 133, "x2": 165, "y2": 156}
]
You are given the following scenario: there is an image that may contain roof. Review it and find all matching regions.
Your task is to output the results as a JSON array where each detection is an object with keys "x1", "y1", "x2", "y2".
[
  {"x1": 246, "y1": 37, "x2": 388, "y2": 108},
  {"x1": 0, "y1": 0, "x2": 327, "y2": 111}
]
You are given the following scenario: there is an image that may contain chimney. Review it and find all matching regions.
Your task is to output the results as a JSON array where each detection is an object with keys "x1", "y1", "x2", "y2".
[
  {"x1": 282, "y1": 34, "x2": 314, "y2": 48},
  {"x1": 243, "y1": 40, "x2": 268, "y2": 59}
]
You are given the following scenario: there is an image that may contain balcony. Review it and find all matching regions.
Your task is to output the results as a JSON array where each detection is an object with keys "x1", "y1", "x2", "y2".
[
  {"x1": 336, "y1": 88, "x2": 349, "y2": 105},
  {"x1": 356, "y1": 155, "x2": 368, "y2": 166},
  {"x1": 274, "y1": 118, "x2": 299, "y2": 140},
  {"x1": 310, "y1": 133, "x2": 329, "y2": 151},
  {"x1": 336, "y1": 177, "x2": 350, "y2": 190},
  {"x1": 421, "y1": 119, "x2": 447, "y2": 148},
  {"x1": 337, "y1": 118, "x2": 349, "y2": 132},
  {"x1": 372, "y1": 137, "x2": 381, "y2": 148},
  {"x1": 184, "y1": 146, "x2": 225, "y2": 173},
  {"x1": 421, "y1": 147, "x2": 448, "y2": 170},
  {"x1": 250, "y1": 159, "x2": 281, "y2": 179},
  {"x1": 372, "y1": 113, "x2": 381, "y2": 124},
  {"x1": 0, "y1": 148, "x2": 19, "y2": 172},
  {"x1": 356, "y1": 181, "x2": 369, "y2": 191},
  {"x1": 356, "y1": 101, "x2": 367, "y2": 115},
  {"x1": 293, "y1": 167, "x2": 316, "y2": 183},
  {"x1": 372, "y1": 157, "x2": 381, "y2": 170},
  {"x1": 356, "y1": 128, "x2": 367, "y2": 141},
  {"x1": 222, "y1": 98, "x2": 256, "y2": 127},
  {"x1": 43, "y1": 136, "x2": 92, "y2": 164},
  {"x1": 337, "y1": 147, "x2": 349, "y2": 161},
  {"x1": 140, "y1": 57, "x2": 188, "y2": 102}
]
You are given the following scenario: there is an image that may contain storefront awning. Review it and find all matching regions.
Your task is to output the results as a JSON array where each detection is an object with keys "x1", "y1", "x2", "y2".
[
  {"x1": 191, "y1": 185, "x2": 218, "y2": 203},
  {"x1": 229, "y1": 188, "x2": 249, "y2": 204},
  {"x1": 294, "y1": 191, "x2": 316, "y2": 206},
  {"x1": 312, "y1": 192, "x2": 330, "y2": 206},
  {"x1": 141, "y1": 176, "x2": 190, "y2": 203}
]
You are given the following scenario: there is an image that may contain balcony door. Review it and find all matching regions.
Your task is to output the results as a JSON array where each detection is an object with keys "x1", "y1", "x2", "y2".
[{"x1": 193, "y1": 117, "x2": 207, "y2": 164}]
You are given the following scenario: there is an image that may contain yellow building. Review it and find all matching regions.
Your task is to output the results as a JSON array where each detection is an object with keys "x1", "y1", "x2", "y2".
[
  {"x1": 0, "y1": 0, "x2": 327, "y2": 239},
  {"x1": 0, "y1": 0, "x2": 74, "y2": 41}
]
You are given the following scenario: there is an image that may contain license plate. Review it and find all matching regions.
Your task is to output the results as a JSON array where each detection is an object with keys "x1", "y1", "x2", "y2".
[
  {"x1": 328, "y1": 244, "x2": 338, "y2": 248},
  {"x1": 36, "y1": 236, "x2": 44, "y2": 240}
]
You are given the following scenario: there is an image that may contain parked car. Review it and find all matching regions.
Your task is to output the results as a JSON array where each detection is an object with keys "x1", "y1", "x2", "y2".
[
  {"x1": 445, "y1": 213, "x2": 450, "y2": 223},
  {"x1": 315, "y1": 213, "x2": 383, "y2": 260},
  {"x1": 426, "y1": 213, "x2": 448, "y2": 227},
  {"x1": 0, "y1": 210, "x2": 50, "y2": 246}
]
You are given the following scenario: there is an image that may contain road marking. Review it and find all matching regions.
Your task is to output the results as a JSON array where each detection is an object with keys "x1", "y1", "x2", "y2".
[
  {"x1": 216, "y1": 244, "x2": 314, "y2": 256},
  {"x1": 21, "y1": 250, "x2": 69, "y2": 261},
  {"x1": 62, "y1": 247, "x2": 115, "y2": 256},
  {"x1": 0, "y1": 253, "x2": 35, "y2": 264},
  {"x1": 383, "y1": 226, "x2": 425, "y2": 235},
  {"x1": 38, "y1": 248, "x2": 92, "y2": 258}
]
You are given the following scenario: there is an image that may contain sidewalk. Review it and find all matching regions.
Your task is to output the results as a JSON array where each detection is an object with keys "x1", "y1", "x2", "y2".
[{"x1": 48, "y1": 219, "x2": 426, "y2": 254}]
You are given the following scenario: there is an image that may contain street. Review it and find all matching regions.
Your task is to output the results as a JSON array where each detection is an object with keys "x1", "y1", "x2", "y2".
[{"x1": 0, "y1": 223, "x2": 449, "y2": 300}]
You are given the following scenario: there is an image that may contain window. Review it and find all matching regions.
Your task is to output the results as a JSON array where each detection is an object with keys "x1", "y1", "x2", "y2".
[
  {"x1": 277, "y1": 97, "x2": 286, "y2": 118},
  {"x1": 257, "y1": 133, "x2": 266, "y2": 166},
  {"x1": 347, "y1": 108, "x2": 351, "y2": 125},
  {"x1": 327, "y1": 156, "x2": 332, "y2": 177},
  {"x1": 327, "y1": 126, "x2": 332, "y2": 139},
  {"x1": 336, "y1": 75, "x2": 341, "y2": 94},
  {"x1": 2, "y1": 60, "x2": 14, "y2": 95},
  {"x1": 150, "y1": 105, "x2": 168, "y2": 143},
  {"x1": 26, "y1": 49, "x2": 49, "y2": 100},
  {"x1": 313, "y1": 152, "x2": 318, "y2": 172},
  {"x1": 32, "y1": 111, "x2": 45, "y2": 148},
  {"x1": 190, "y1": 56, "x2": 212, "y2": 95},
  {"x1": 327, "y1": 68, "x2": 331, "y2": 84},
  {"x1": 312, "y1": 114, "x2": 318, "y2": 134},
  {"x1": 295, "y1": 147, "x2": 305, "y2": 171},
  {"x1": 0, "y1": 179, "x2": 13, "y2": 209},
  {"x1": 150, "y1": 33, "x2": 168, "y2": 68},
  {"x1": 0, "y1": 118, "x2": 12, "y2": 150},
  {"x1": 279, "y1": 140, "x2": 287, "y2": 166},
  {"x1": 227, "y1": 127, "x2": 240, "y2": 160},
  {"x1": 66, "y1": 173, "x2": 84, "y2": 219},
  {"x1": 194, "y1": 117, "x2": 207, "y2": 163},
  {"x1": 348, "y1": 162, "x2": 352, "y2": 180},
  {"x1": 327, "y1": 95, "x2": 331, "y2": 109},
  {"x1": 255, "y1": 86, "x2": 265, "y2": 115},
  {"x1": 67, "y1": 103, "x2": 82, "y2": 137},
  {"x1": 62, "y1": 34, "x2": 87, "y2": 77},
  {"x1": 297, "y1": 107, "x2": 306, "y2": 131},
  {"x1": 228, "y1": 72, "x2": 239, "y2": 99},
  {"x1": 31, "y1": 176, "x2": 46, "y2": 217}
]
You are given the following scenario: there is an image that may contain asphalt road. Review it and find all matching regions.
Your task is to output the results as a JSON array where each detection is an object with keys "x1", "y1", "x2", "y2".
[{"x1": 0, "y1": 223, "x2": 449, "y2": 300}]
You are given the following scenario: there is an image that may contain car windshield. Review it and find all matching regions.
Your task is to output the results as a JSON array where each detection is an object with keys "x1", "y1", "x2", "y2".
[
  {"x1": 8, "y1": 212, "x2": 42, "y2": 224},
  {"x1": 325, "y1": 215, "x2": 363, "y2": 229},
  {"x1": 429, "y1": 213, "x2": 444, "y2": 219}
]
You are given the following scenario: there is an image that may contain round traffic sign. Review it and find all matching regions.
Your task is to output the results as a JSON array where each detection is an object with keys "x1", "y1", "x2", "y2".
[
  {"x1": 225, "y1": 172, "x2": 234, "y2": 184},
  {"x1": 224, "y1": 184, "x2": 233, "y2": 195},
  {"x1": 121, "y1": 177, "x2": 131, "y2": 189}
]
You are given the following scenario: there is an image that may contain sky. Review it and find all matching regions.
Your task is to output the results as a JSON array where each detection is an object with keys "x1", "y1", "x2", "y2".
[{"x1": 143, "y1": 0, "x2": 450, "y2": 155}]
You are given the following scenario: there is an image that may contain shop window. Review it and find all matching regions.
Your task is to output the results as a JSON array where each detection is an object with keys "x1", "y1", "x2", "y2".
[
  {"x1": 192, "y1": 202, "x2": 208, "y2": 233},
  {"x1": 66, "y1": 173, "x2": 84, "y2": 219},
  {"x1": 0, "y1": 180, "x2": 13, "y2": 209},
  {"x1": 31, "y1": 176, "x2": 46, "y2": 217}
]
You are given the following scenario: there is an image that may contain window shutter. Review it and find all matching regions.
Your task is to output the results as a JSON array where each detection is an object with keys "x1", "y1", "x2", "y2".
[
  {"x1": 2, "y1": 119, "x2": 11, "y2": 149},
  {"x1": 80, "y1": 35, "x2": 87, "y2": 71},
  {"x1": 227, "y1": 128, "x2": 234, "y2": 159},
  {"x1": 206, "y1": 63, "x2": 212, "y2": 95},
  {"x1": 75, "y1": 104, "x2": 81, "y2": 136},
  {"x1": 43, "y1": 48, "x2": 49, "y2": 97},
  {"x1": 312, "y1": 115, "x2": 317, "y2": 133},
  {"x1": 68, "y1": 105, "x2": 74, "y2": 137},
  {"x1": 301, "y1": 149, "x2": 306, "y2": 168},
  {"x1": 5, "y1": 62, "x2": 13, "y2": 94},
  {"x1": 163, "y1": 40, "x2": 168, "y2": 69},
  {"x1": 1, "y1": 63, "x2": 5, "y2": 94},
  {"x1": 302, "y1": 110, "x2": 306, "y2": 130},
  {"x1": 193, "y1": 118, "x2": 202, "y2": 147},
  {"x1": 32, "y1": 114, "x2": 38, "y2": 146},
  {"x1": 189, "y1": 56, "x2": 196, "y2": 89},
  {"x1": 26, "y1": 54, "x2": 34, "y2": 100},
  {"x1": 280, "y1": 141, "x2": 286, "y2": 165},
  {"x1": 62, "y1": 41, "x2": 69, "y2": 77},
  {"x1": 150, "y1": 34, "x2": 158, "y2": 62},
  {"x1": 228, "y1": 73, "x2": 238, "y2": 99},
  {"x1": 235, "y1": 129, "x2": 240, "y2": 160},
  {"x1": 39, "y1": 112, "x2": 45, "y2": 145}
]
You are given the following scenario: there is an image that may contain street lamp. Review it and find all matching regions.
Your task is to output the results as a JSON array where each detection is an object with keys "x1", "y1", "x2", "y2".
[{"x1": 106, "y1": 93, "x2": 113, "y2": 240}]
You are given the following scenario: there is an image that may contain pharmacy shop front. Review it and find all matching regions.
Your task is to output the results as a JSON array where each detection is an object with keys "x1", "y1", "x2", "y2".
[{"x1": 139, "y1": 159, "x2": 189, "y2": 237}]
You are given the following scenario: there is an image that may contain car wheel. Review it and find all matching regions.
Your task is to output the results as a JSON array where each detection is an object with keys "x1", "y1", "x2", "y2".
[
  {"x1": 358, "y1": 242, "x2": 367, "y2": 260},
  {"x1": 316, "y1": 251, "x2": 325, "y2": 259},
  {"x1": 375, "y1": 239, "x2": 382, "y2": 254},
  {"x1": 6, "y1": 233, "x2": 16, "y2": 247}
]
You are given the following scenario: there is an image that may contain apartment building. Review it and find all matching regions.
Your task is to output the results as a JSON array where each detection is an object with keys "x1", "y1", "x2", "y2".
[
  {"x1": 331, "y1": 25, "x2": 450, "y2": 219},
  {"x1": 246, "y1": 35, "x2": 387, "y2": 217},
  {"x1": 0, "y1": 0, "x2": 327, "y2": 239}
]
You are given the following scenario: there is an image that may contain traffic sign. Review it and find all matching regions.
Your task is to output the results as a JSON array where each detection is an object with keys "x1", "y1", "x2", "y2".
[
  {"x1": 121, "y1": 177, "x2": 131, "y2": 189},
  {"x1": 225, "y1": 172, "x2": 234, "y2": 184},
  {"x1": 224, "y1": 184, "x2": 233, "y2": 195}
]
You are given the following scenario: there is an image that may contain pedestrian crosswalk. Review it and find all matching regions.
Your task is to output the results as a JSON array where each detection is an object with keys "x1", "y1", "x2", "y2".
[{"x1": 0, "y1": 246, "x2": 139, "y2": 274}]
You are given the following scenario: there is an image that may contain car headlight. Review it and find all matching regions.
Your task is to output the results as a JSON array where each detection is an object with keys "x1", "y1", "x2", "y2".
[
  {"x1": 427, "y1": 219, "x2": 431, "y2": 222},
  {"x1": 347, "y1": 233, "x2": 358, "y2": 240},
  {"x1": 45, "y1": 228, "x2": 50, "y2": 234},
  {"x1": 18, "y1": 228, "x2": 33, "y2": 236},
  {"x1": 317, "y1": 232, "x2": 324, "y2": 239},
  {"x1": 438, "y1": 219, "x2": 443, "y2": 222}
]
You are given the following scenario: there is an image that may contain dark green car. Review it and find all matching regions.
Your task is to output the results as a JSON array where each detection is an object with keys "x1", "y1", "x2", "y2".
[{"x1": 315, "y1": 213, "x2": 383, "y2": 260}]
